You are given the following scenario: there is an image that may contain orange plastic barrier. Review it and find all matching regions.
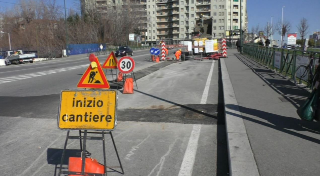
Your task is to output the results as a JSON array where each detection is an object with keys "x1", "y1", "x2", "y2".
[
  {"x1": 117, "y1": 72, "x2": 123, "y2": 82},
  {"x1": 68, "y1": 157, "x2": 105, "y2": 176},
  {"x1": 123, "y1": 78, "x2": 134, "y2": 94},
  {"x1": 156, "y1": 56, "x2": 160, "y2": 63}
]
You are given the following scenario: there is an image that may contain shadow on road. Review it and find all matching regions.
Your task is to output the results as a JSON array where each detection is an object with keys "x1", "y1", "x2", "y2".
[{"x1": 47, "y1": 148, "x2": 82, "y2": 176}]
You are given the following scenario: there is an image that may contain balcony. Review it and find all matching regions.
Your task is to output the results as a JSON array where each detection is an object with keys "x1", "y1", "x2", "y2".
[
  {"x1": 172, "y1": 4, "x2": 179, "y2": 7},
  {"x1": 172, "y1": 18, "x2": 179, "y2": 21},
  {"x1": 157, "y1": 32, "x2": 169, "y2": 35},
  {"x1": 196, "y1": 8, "x2": 210, "y2": 12},
  {"x1": 157, "y1": 13, "x2": 170, "y2": 16},
  {"x1": 172, "y1": 30, "x2": 179, "y2": 34},
  {"x1": 157, "y1": 25, "x2": 171, "y2": 28},
  {"x1": 156, "y1": 6, "x2": 173, "y2": 11},
  {"x1": 196, "y1": 2, "x2": 210, "y2": 6},
  {"x1": 156, "y1": 0, "x2": 168, "y2": 3},
  {"x1": 157, "y1": 19, "x2": 171, "y2": 23}
]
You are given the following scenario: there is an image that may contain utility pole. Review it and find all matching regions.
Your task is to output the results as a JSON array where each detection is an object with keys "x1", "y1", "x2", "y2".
[
  {"x1": 240, "y1": 0, "x2": 242, "y2": 53},
  {"x1": 64, "y1": 0, "x2": 68, "y2": 56},
  {"x1": 271, "y1": 16, "x2": 273, "y2": 45},
  {"x1": 267, "y1": 22, "x2": 269, "y2": 39},
  {"x1": 230, "y1": 0, "x2": 232, "y2": 48}
]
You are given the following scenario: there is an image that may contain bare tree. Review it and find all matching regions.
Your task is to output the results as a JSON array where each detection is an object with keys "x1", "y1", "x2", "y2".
[
  {"x1": 264, "y1": 22, "x2": 274, "y2": 39},
  {"x1": 276, "y1": 20, "x2": 291, "y2": 47},
  {"x1": 0, "y1": 0, "x2": 142, "y2": 56},
  {"x1": 251, "y1": 24, "x2": 260, "y2": 37},
  {"x1": 297, "y1": 18, "x2": 309, "y2": 49}
]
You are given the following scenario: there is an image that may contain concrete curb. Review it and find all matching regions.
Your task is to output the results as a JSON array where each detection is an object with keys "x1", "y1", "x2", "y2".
[
  {"x1": 220, "y1": 58, "x2": 260, "y2": 176},
  {"x1": 33, "y1": 58, "x2": 55, "y2": 62}
]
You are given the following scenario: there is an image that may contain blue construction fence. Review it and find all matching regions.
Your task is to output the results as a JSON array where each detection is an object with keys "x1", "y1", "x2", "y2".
[{"x1": 67, "y1": 44, "x2": 107, "y2": 56}]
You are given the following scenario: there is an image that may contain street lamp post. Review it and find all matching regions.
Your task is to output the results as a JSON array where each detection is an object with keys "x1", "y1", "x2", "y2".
[
  {"x1": 0, "y1": 31, "x2": 11, "y2": 50},
  {"x1": 64, "y1": 0, "x2": 68, "y2": 56},
  {"x1": 281, "y1": 6, "x2": 285, "y2": 48},
  {"x1": 240, "y1": 0, "x2": 242, "y2": 53},
  {"x1": 271, "y1": 16, "x2": 273, "y2": 45}
]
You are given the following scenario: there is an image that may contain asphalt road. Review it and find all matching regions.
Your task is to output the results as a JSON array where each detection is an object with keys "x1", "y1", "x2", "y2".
[{"x1": 0, "y1": 50, "x2": 228, "y2": 176}]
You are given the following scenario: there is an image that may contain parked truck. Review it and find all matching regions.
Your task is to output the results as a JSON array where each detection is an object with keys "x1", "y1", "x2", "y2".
[{"x1": 6, "y1": 50, "x2": 37, "y2": 64}]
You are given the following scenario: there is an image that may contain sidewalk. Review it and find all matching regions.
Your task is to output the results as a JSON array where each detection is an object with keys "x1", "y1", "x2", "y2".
[{"x1": 221, "y1": 49, "x2": 320, "y2": 176}]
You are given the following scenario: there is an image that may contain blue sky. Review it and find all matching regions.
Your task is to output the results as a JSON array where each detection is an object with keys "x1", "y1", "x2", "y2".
[
  {"x1": 247, "y1": 0, "x2": 320, "y2": 40},
  {"x1": 1, "y1": 0, "x2": 319, "y2": 41}
]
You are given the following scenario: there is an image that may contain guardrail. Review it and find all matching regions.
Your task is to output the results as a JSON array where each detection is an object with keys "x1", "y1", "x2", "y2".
[{"x1": 243, "y1": 44, "x2": 320, "y2": 83}]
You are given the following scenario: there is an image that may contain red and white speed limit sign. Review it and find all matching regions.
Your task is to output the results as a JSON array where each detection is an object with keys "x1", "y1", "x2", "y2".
[{"x1": 118, "y1": 56, "x2": 135, "y2": 74}]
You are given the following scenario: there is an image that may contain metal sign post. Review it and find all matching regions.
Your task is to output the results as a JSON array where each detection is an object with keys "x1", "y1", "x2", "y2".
[
  {"x1": 57, "y1": 90, "x2": 124, "y2": 176},
  {"x1": 118, "y1": 56, "x2": 138, "y2": 89}
]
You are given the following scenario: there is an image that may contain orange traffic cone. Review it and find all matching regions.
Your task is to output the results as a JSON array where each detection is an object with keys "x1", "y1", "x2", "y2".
[
  {"x1": 123, "y1": 78, "x2": 134, "y2": 94},
  {"x1": 117, "y1": 72, "x2": 123, "y2": 82},
  {"x1": 151, "y1": 55, "x2": 155, "y2": 61},
  {"x1": 156, "y1": 56, "x2": 160, "y2": 63}
]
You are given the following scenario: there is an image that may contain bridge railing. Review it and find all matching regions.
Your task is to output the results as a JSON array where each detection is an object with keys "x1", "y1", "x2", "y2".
[{"x1": 243, "y1": 44, "x2": 320, "y2": 81}]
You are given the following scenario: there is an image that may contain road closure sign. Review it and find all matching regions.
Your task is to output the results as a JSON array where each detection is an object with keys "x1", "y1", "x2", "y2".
[{"x1": 58, "y1": 90, "x2": 117, "y2": 130}]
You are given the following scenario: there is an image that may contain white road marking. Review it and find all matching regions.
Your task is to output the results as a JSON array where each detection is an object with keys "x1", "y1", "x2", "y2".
[
  {"x1": 0, "y1": 64, "x2": 88, "y2": 85},
  {"x1": 178, "y1": 60, "x2": 214, "y2": 176},
  {"x1": 178, "y1": 124, "x2": 202, "y2": 176},
  {"x1": 200, "y1": 60, "x2": 215, "y2": 104}
]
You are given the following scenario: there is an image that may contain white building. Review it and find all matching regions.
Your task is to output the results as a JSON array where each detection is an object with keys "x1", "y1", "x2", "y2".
[{"x1": 81, "y1": 0, "x2": 247, "y2": 44}]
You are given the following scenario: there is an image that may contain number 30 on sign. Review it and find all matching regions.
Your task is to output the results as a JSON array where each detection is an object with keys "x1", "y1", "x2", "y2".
[{"x1": 118, "y1": 56, "x2": 135, "y2": 74}]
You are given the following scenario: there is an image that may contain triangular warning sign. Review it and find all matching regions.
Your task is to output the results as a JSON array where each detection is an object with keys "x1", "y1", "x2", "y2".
[
  {"x1": 102, "y1": 51, "x2": 118, "y2": 69},
  {"x1": 78, "y1": 55, "x2": 110, "y2": 89}
]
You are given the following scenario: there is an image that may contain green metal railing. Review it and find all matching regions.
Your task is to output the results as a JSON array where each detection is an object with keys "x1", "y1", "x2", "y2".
[{"x1": 243, "y1": 44, "x2": 320, "y2": 81}]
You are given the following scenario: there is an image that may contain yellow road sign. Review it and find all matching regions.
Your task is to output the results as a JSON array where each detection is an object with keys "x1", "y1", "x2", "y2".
[
  {"x1": 102, "y1": 52, "x2": 118, "y2": 69},
  {"x1": 58, "y1": 90, "x2": 117, "y2": 130},
  {"x1": 77, "y1": 60, "x2": 110, "y2": 89}
]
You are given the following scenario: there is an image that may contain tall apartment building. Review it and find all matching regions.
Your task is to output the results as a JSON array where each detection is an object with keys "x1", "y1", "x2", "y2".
[{"x1": 81, "y1": 0, "x2": 247, "y2": 44}]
